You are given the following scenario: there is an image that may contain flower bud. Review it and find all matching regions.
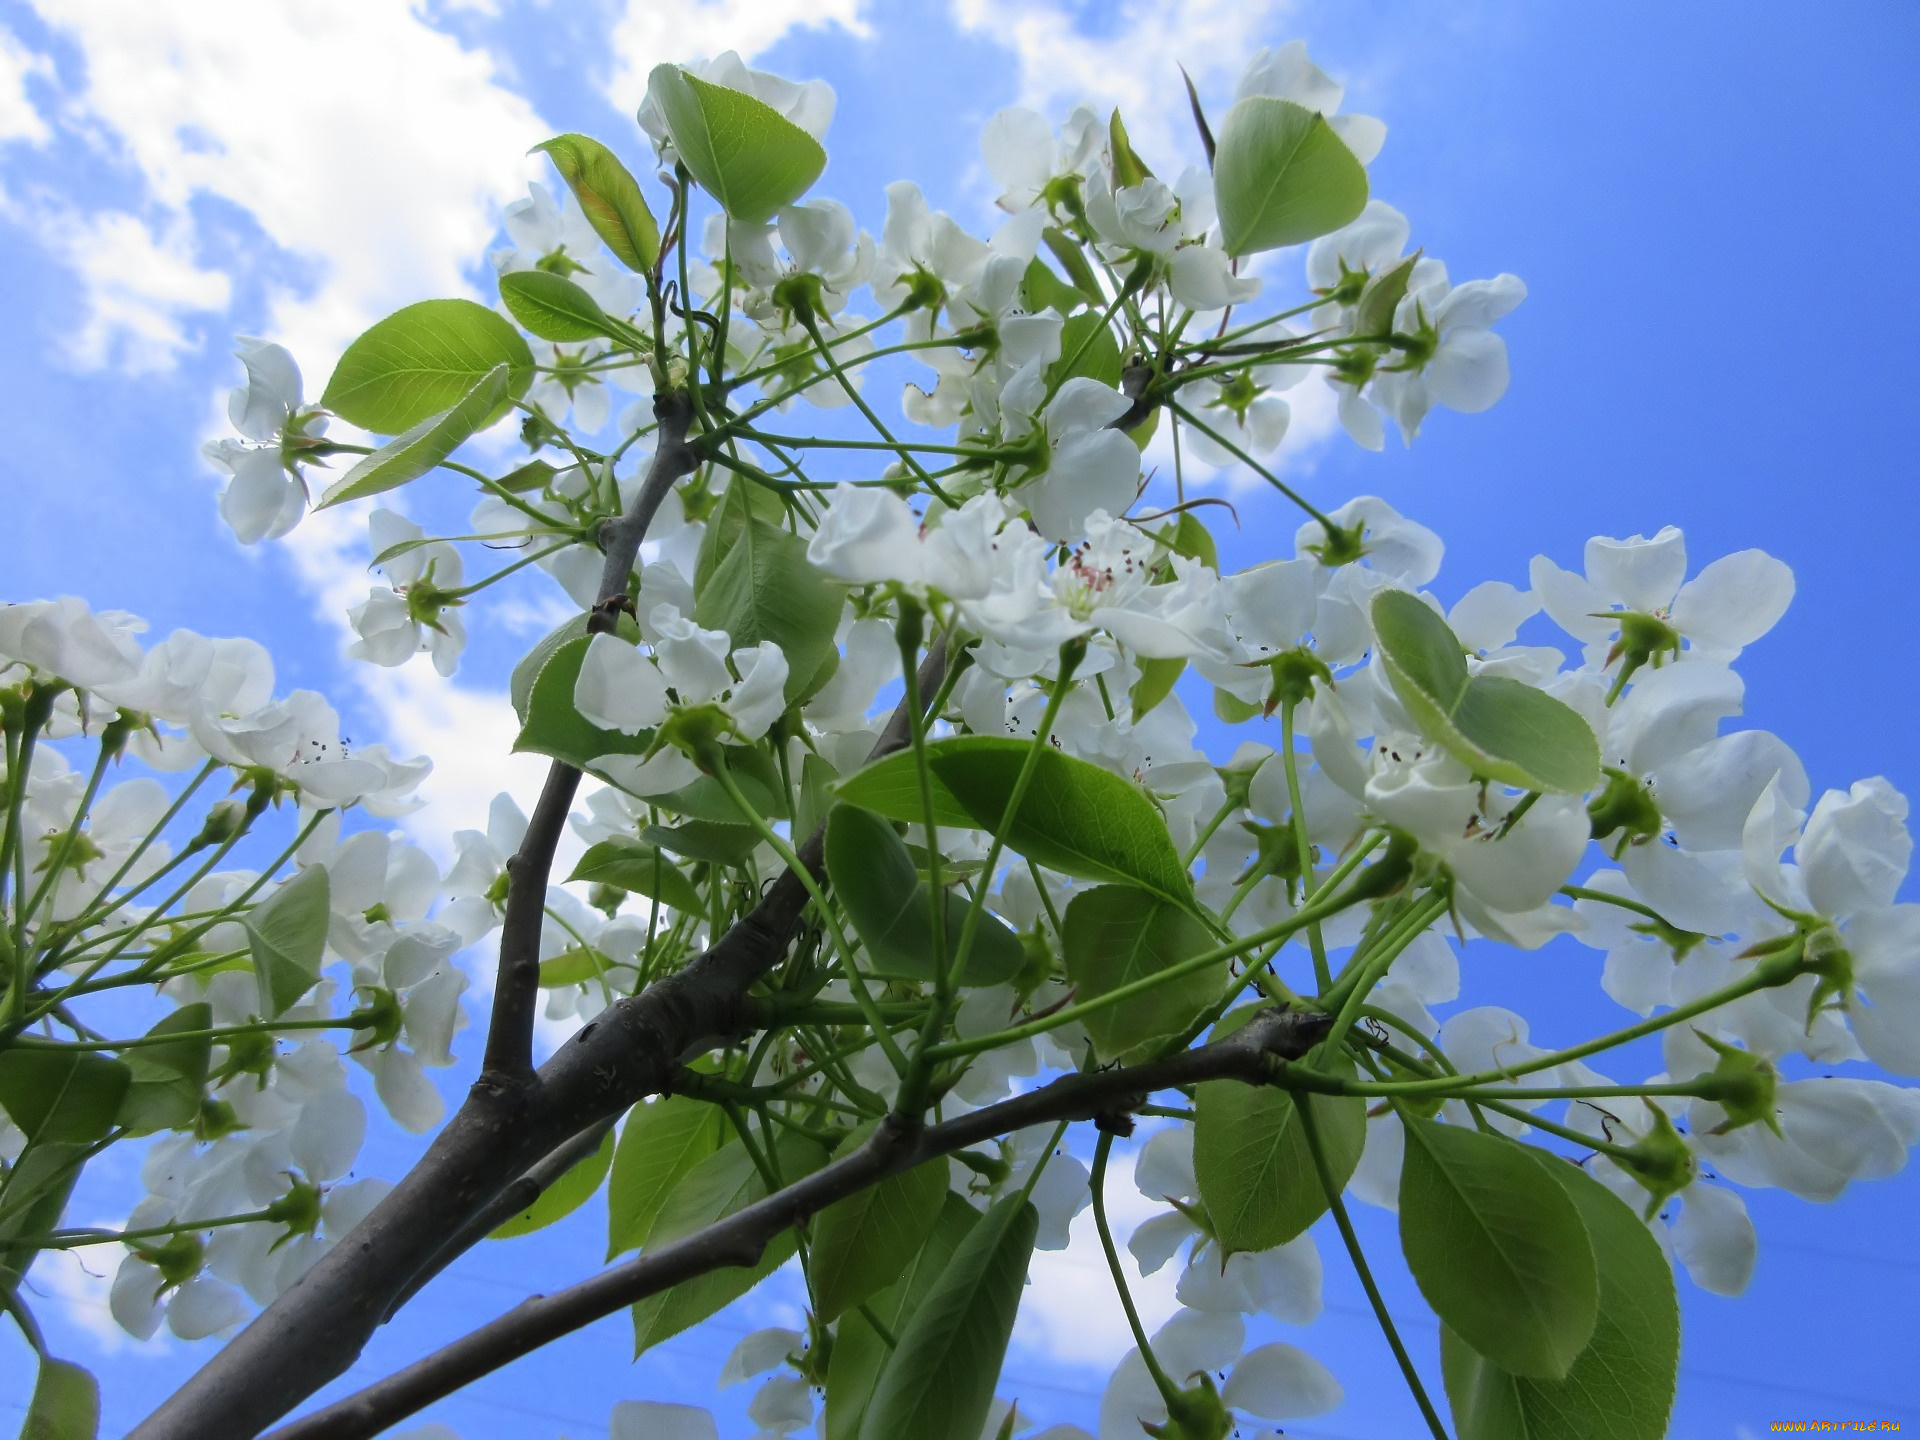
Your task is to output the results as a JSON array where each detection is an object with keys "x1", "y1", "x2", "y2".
[
  {"x1": 1587, "y1": 767, "x2": 1663, "y2": 854},
  {"x1": 1694, "y1": 1031, "x2": 1782, "y2": 1137},
  {"x1": 264, "y1": 1176, "x2": 324, "y2": 1250},
  {"x1": 1612, "y1": 1102, "x2": 1696, "y2": 1217}
]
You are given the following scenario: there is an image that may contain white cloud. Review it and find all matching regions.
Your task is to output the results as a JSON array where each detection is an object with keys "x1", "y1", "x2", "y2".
[
  {"x1": 0, "y1": 25, "x2": 52, "y2": 142},
  {"x1": 1014, "y1": 1143, "x2": 1182, "y2": 1370},
  {"x1": 603, "y1": 0, "x2": 869, "y2": 115},
  {"x1": 15, "y1": 203, "x2": 229, "y2": 370},
  {"x1": 21, "y1": 0, "x2": 550, "y2": 365},
  {"x1": 951, "y1": 0, "x2": 1297, "y2": 164}
]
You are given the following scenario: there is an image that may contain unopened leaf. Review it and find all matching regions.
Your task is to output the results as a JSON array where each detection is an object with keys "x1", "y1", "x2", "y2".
[{"x1": 533, "y1": 133, "x2": 661, "y2": 272}]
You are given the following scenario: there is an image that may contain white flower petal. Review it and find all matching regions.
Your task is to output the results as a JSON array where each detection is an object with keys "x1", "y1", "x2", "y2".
[{"x1": 1223, "y1": 1342, "x2": 1344, "y2": 1419}]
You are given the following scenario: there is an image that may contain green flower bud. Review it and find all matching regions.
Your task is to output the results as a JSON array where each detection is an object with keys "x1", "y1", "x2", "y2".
[{"x1": 1693, "y1": 1030, "x2": 1782, "y2": 1137}]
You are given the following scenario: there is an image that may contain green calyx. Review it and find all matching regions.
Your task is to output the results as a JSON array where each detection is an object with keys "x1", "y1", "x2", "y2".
[
  {"x1": 1799, "y1": 923, "x2": 1856, "y2": 1027},
  {"x1": 1304, "y1": 518, "x2": 1367, "y2": 569},
  {"x1": 348, "y1": 986, "x2": 404, "y2": 1050},
  {"x1": 1587, "y1": 766, "x2": 1664, "y2": 854},
  {"x1": 138, "y1": 1232, "x2": 206, "y2": 1289},
  {"x1": 1207, "y1": 369, "x2": 1261, "y2": 420},
  {"x1": 211, "y1": 1031, "x2": 277, "y2": 1088},
  {"x1": 1257, "y1": 646, "x2": 1333, "y2": 712},
  {"x1": 1612, "y1": 1102, "x2": 1697, "y2": 1217},
  {"x1": 1237, "y1": 819, "x2": 1307, "y2": 890},
  {"x1": 655, "y1": 702, "x2": 734, "y2": 767},
  {"x1": 1604, "y1": 609, "x2": 1683, "y2": 678},
  {"x1": 899, "y1": 266, "x2": 947, "y2": 313},
  {"x1": 1693, "y1": 1030, "x2": 1782, "y2": 1137},
  {"x1": 194, "y1": 1097, "x2": 244, "y2": 1142},
  {"x1": 771, "y1": 271, "x2": 827, "y2": 325},
  {"x1": 264, "y1": 1176, "x2": 325, "y2": 1250},
  {"x1": 1317, "y1": 259, "x2": 1371, "y2": 308},
  {"x1": 1144, "y1": 1373, "x2": 1232, "y2": 1440}
]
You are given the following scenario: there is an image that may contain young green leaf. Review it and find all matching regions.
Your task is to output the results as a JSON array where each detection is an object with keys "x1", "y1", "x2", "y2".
[
  {"x1": 1043, "y1": 227, "x2": 1106, "y2": 307},
  {"x1": 1194, "y1": 1010, "x2": 1365, "y2": 1252},
  {"x1": 630, "y1": 1133, "x2": 827, "y2": 1354},
  {"x1": 1020, "y1": 256, "x2": 1085, "y2": 317},
  {"x1": 513, "y1": 635, "x2": 655, "y2": 770},
  {"x1": 498, "y1": 270, "x2": 622, "y2": 343},
  {"x1": 808, "y1": 1127, "x2": 949, "y2": 1321},
  {"x1": 693, "y1": 515, "x2": 845, "y2": 703},
  {"x1": 1047, "y1": 309, "x2": 1123, "y2": 391},
  {"x1": 1214, "y1": 96, "x2": 1370, "y2": 256},
  {"x1": 489, "y1": 1128, "x2": 615, "y2": 1239},
  {"x1": 648, "y1": 745, "x2": 790, "y2": 823},
  {"x1": 1441, "y1": 1154, "x2": 1680, "y2": 1440},
  {"x1": 246, "y1": 864, "x2": 331, "y2": 1017},
  {"x1": 640, "y1": 819, "x2": 759, "y2": 866},
  {"x1": 567, "y1": 838, "x2": 706, "y2": 914},
  {"x1": 1352, "y1": 251, "x2": 1421, "y2": 340},
  {"x1": 607, "y1": 1097, "x2": 728, "y2": 1258},
  {"x1": 1372, "y1": 590, "x2": 1601, "y2": 794},
  {"x1": 1108, "y1": 108, "x2": 1154, "y2": 188},
  {"x1": 824, "y1": 805, "x2": 1024, "y2": 987},
  {"x1": 318, "y1": 364, "x2": 510, "y2": 508},
  {"x1": 837, "y1": 738, "x2": 1193, "y2": 908},
  {"x1": 1399, "y1": 1118, "x2": 1599, "y2": 1380},
  {"x1": 647, "y1": 65, "x2": 827, "y2": 224},
  {"x1": 796, "y1": 751, "x2": 840, "y2": 838},
  {"x1": 825, "y1": 1193, "x2": 981, "y2": 1440},
  {"x1": 1063, "y1": 885, "x2": 1222, "y2": 1062},
  {"x1": 321, "y1": 298, "x2": 533, "y2": 434},
  {"x1": 532, "y1": 133, "x2": 661, "y2": 273},
  {"x1": 1130, "y1": 656, "x2": 1186, "y2": 723},
  {"x1": 693, "y1": 474, "x2": 788, "y2": 592},
  {"x1": 0, "y1": 1051, "x2": 133, "y2": 1295},
  {"x1": 22, "y1": 1356, "x2": 98, "y2": 1440},
  {"x1": 116, "y1": 1003, "x2": 213, "y2": 1136},
  {"x1": 511, "y1": 614, "x2": 590, "y2": 723},
  {"x1": 858, "y1": 1193, "x2": 1038, "y2": 1440}
]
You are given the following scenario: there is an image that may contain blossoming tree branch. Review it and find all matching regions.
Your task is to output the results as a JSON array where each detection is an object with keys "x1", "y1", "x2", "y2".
[{"x1": 3, "y1": 38, "x2": 1915, "y2": 1440}]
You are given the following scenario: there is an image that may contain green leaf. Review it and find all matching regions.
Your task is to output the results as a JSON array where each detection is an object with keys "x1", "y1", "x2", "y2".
[
  {"x1": 1193, "y1": 1011, "x2": 1365, "y2": 1252},
  {"x1": 1214, "y1": 96, "x2": 1370, "y2": 257},
  {"x1": 648, "y1": 745, "x2": 790, "y2": 823},
  {"x1": 1353, "y1": 251, "x2": 1420, "y2": 340},
  {"x1": 513, "y1": 635, "x2": 655, "y2": 770},
  {"x1": 1442, "y1": 1154, "x2": 1680, "y2": 1440},
  {"x1": 490, "y1": 1128, "x2": 615, "y2": 1238},
  {"x1": 537, "y1": 947, "x2": 609, "y2": 988},
  {"x1": 533, "y1": 133, "x2": 661, "y2": 273},
  {"x1": 246, "y1": 865, "x2": 331, "y2": 1018},
  {"x1": 825, "y1": 1193, "x2": 980, "y2": 1440},
  {"x1": 1399, "y1": 1119, "x2": 1599, "y2": 1381},
  {"x1": 1167, "y1": 512, "x2": 1220, "y2": 571},
  {"x1": 608, "y1": 1097, "x2": 728, "y2": 1258},
  {"x1": 693, "y1": 516, "x2": 845, "y2": 704},
  {"x1": 1047, "y1": 310, "x2": 1123, "y2": 391},
  {"x1": 839, "y1": 737, "x2": 1192, "y2": 908},
  {"x1": 116, "y1": 1004, "x2": 213, "y2": 1136},
  {"x1": 21, "y1": 1356, "x2": 98, "y2": 1440},
  {"x1": 321, "y1": 298, "x2": 533, "y2": 434},
  {"x1": 568, "y1": 838, "x2": 705, "y2": 913},
  {"x1": 1020, "y1": 257, "x2": 1085, "y2": 317},
  {"x1": 824, "y1": 805, "x2": 1023, "y2": 987},
  {"x1": 0, "y1": 1051, "x2": 131, "y2": 1296},
  {"x1": 647, "y1": 65, "x2": 827, "y2": 225},
  {"x1": 1043, "y1": 227, "x2": 1105, "y2": 307},
  {"x1": 511, "y1": 614, "x2": 588, "y2": 723},
  {"x1": 641, "y1": 820, "x2": 759, "y2": 865},
  {"x1": 1371, "y1": 591, "x2": 1601, "y2": 794},
  {"x1": 630, "y1": 1133, "x2": 827, "y2": 1354},
  {"x1": 809, "y1": 1127, "x2": 949, "y2": 1321},
  {"x1": 1129, "y1": 656, "x2": 1185, "y2": 724},
  {"x1": 1063, "y1": 885, "x2": 1222, "y2": 1063},
  {"x1": 859, "y1": 1193, "x2": 1037, "y2": 1440},
  {"x1": 498, "y1": 457, "x2": 559, "y2": 494},
  {"x1": 1108, "y1": 108, "x2": 1153, "y2": 188},
  {"x1": 694, "y1": 474, "x2": 787, "y2": 592},
  {"x1": 318, "y1": 364, "x2": 511, "y2": 508},
  {"x1": 796, "y1": 752, "x2": 839, "y2": 838},
  {"x1": 499, "y1": 270, "x2": 622, "y2": 343}
]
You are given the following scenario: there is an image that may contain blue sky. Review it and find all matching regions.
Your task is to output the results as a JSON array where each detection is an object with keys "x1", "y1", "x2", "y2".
[{"x1": 3, "y1": 1, "x2": 1918, "y2": 1435}]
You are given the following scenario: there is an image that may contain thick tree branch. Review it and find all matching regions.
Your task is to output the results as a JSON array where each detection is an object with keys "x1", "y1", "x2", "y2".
[
  {"x1": 131, "y1": 629, "x2": 950, "y2": 1440},
  {"x1": 267, "y1": 1008, "x2": 1331, "y2": 1440}
]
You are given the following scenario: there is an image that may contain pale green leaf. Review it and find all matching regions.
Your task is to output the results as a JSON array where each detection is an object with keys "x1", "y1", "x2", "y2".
[
  {"x1": 246, "y1": 865, "x2": 331, "y2": 1018},
  {"x1": 512, "y1": 635, "x2": 654, "y2": 770},
  {"x1": 858, "y1": 1193, "x2": 1037, "y2": 1440},
  {"x1": 533, "y1": 133, "x2": 661, "y2": 272},
  {"x1": 321, "y1": 298, "x2": 533, "y2": 434},
  {"x1": 1399, "y1": 1119, "x2": 1599, "y2": 1380},
  {"x1": 567, "y1": 838, "x2": 705, "y2": 914},
  {"x1": 1441, "y1": 1154, "x2": 1680, "y2": 1440},
  {"x1": 490, "y1": 1129, "x2": 615, "y2": 1239},
  {"x1": 647, "y1": 65, "x2": 827, "y2": 224},
  {"x1": 1215, "y1": 96, "x2": 1369, "y2": 256},
  {"x1": 498, "y1": 270, "x2": 622, "y2": 343},
  {"x1": 1372, "y1": 591, "x2": 1600, "y2": 794},
  {"x1": 1063, "y1": 885, "x2": 1221, "y2": 1063},
  {"x1": 607, "y1": 1097, "x2": 728, "y2": 1258},
  {"x1": 809, "y1": 1128, "x2": 949, "y2": 1321},
  {"x1": 692, "y1": 515, "x2": 844, "y2": 703},
  {"x1": 22, "y1": 1357, "x2": 98, "y2": 1440},
  {"x1": 116, "y1": 1003, "x2": 212, "y2": 1137},
  {"x1": 319, "y1": 364, "x2": 510, "y2": 508}
]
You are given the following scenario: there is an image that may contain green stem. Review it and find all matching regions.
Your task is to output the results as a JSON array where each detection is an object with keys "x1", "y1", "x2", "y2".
[
  {"x1": 1168, "y1": 402, "x2": 1336, "y2": 530},
  {"x1": 1298, "y1": 1102, "x2": 1452, "y2": 1440},
  {"x1": 1092, "y1": 1130, "x2": 1181, "y2": 1408},
  {"x1": 1280, "y1": 701, "x2": 1332, "y2": 993}
]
